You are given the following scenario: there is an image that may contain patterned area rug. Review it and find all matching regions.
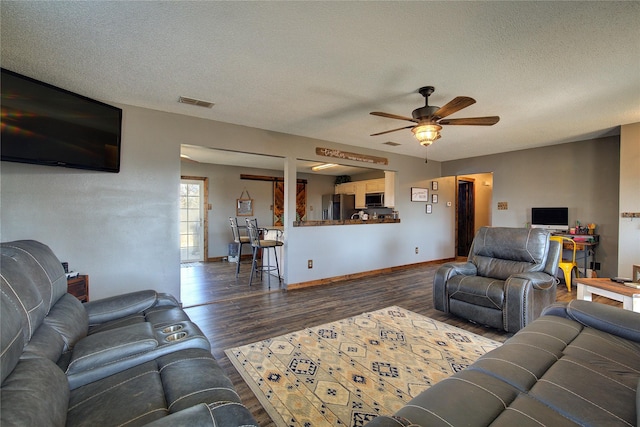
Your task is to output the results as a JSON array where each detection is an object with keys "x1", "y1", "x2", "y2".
[{"x1": 225, "y1": 306, "x2": 501, "y2": 427}]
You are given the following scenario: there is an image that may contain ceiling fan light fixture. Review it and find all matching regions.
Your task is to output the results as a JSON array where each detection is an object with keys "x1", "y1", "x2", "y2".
[
  {"x1": 311, "y1": 163, "x2": 338, "y2": 171},
  {"x1": 412, "y1": 123, "x2": 442, "y2": 146}
]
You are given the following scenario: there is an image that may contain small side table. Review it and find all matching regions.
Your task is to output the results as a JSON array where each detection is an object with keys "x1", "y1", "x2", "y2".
[
  {"x1": 576, "y1": 277, "x2": 639, "y2": 313},
  {"x1": 67, "y1": 274, "x2": 89, "y2": 302}
]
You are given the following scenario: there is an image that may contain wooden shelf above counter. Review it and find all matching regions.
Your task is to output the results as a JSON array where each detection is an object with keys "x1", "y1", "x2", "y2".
[{"x1": 293, "y1": 218, "x2": 400, "y2": 227}]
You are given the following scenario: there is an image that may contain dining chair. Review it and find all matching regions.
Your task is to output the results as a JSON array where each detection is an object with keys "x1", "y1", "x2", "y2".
[
  {"x1": 229, "y1": 217, "x2": 251, "y2": 277},
  {"x1": 550, "y1": 235, "x2": 579, "y2": 291},
  {"x1": 245, "y1": 218, "x2": 282, "y2": 288}
]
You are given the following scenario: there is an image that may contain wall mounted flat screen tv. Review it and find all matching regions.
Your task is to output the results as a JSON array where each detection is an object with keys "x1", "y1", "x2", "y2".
[
  {"x1": 1, "y1": 68, "x2": 122, "y2": 172},
  {"x1": 531, "y1": 207, "x2": 569, "y2": 231}
]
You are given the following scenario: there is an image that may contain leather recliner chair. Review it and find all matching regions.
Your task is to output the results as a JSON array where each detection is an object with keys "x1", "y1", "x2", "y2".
[{"x1": 434, "y1": 227, "x2": 560, "y2": 333}]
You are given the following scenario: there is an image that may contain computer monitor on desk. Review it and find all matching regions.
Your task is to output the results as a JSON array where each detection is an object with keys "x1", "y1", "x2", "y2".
[{"x1": 531, "y1": 207, "x2": 569, "y2": 232}]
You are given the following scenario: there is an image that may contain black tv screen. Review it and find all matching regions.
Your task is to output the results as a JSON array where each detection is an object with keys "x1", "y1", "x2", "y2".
[
  {"x1": 1, "y1": 68, "x2": 122, "y2": 172},
  {"x1": 531, "y1": 207, "x2": 569, "y2": 231}
]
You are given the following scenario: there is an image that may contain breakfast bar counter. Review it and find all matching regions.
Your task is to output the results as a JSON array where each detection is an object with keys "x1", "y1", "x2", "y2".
[{"x1": 293, "y1": 218, "x2": 400, "y2": 227}]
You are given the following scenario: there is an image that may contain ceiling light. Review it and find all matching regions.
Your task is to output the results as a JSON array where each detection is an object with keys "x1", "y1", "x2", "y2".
[
  {"x1": 311, "y1": 163, "x2": 338, "y2": 171},
  {"x1": 412, "y1": 123, "x2": 442, "y2": 146}
]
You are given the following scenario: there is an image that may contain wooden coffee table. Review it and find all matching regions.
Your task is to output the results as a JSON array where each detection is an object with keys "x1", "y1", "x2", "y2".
[{"x1": 575, "y1": 277, "x2": 640, "y2": 313}]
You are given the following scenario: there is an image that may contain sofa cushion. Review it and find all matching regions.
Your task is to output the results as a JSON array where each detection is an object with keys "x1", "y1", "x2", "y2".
[
  {"x1": 66, "y1": 348, "x2": 247, "y2": 427},
  {"x1": 1, "y1": 357, "x2": 70, "y2": 427},
  {"x1": 447, "y1": 275, "x2": 504, "y2": 309},
  {"x1": 1, "y1": 253, "x2": 48, "y2": 341},
  {"x1": 44, "y1": 293, "x2": 89, "y2": 350},
  {"x1": 469, "y1": 227, "x2": 550, "y2": 279},
  {"x1": 489, "y1": 393, "x2": 583, "y2": 426},
  {"x1": 530, "y1": 353, "x2": 636, "y2": 425},
  {"x1": 1, "y1": 240, "x2": 67, "y2": 310},
  {"x1": 393, "y1": 369, "x2": 520, "y2": 426},
  {"x1": 0, "y1": 294, "x2": 24, "y2": 383}
]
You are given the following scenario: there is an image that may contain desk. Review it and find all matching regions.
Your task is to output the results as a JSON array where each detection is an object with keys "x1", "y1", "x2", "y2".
[
  {"x1": 576, "y1": 277, "x2": 640, "y2": 312},
  {"x1": 553, "y1": 234, "x2": 599, "y2": 276}
]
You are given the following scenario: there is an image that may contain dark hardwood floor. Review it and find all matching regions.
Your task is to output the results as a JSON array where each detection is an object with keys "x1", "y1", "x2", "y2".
[{"x1": 181, "y1": 260, "x2": 617, "y2": 426}]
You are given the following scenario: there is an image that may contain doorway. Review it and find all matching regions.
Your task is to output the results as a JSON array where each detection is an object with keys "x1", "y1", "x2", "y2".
[
  {"x1": 457, "y1": 178, "x2": 475, "y2": 257},
  {"x1": 180, "y1": 177, "x2": 209, "y2": 263}
]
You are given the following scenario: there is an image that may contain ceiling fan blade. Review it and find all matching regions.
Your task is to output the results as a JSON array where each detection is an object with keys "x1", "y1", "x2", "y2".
[
  {"x1": 439, "y1": 116, "x2": 500, "y2": 126},
  {"x1": 370, "y1": 111, "x2": 417, "y2": 123},
  {"x1": 433, "y1": 96, "x2": 476, "y2": 119},
  {"x1": 370, "y1": 125, "x2": 415, "y2": 136}
]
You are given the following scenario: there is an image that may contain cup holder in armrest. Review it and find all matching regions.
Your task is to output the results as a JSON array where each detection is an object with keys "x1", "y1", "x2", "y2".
[
  {"x1": 166, "y1": 331, "x2": 188, "y2": 342},
  {"x1": 154, "y1": 321, "x2": 208, "y2": 349},
  {"x1": 161, "y1": 324, "x2": 184, "y2": 333}
]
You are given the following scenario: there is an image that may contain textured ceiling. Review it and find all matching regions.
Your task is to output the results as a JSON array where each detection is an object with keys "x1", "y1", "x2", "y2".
[{"x1": 1, "y1": 1, "x2": 638, "y2": 162}]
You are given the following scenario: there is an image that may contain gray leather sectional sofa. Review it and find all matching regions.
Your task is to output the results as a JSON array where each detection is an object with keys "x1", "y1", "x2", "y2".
[
  {"x1": 366, "y1": 299, "x2": 640, "y2": 426},
  {"x1": 1, "y1": 240, "x2": 258, "y2": 426}
]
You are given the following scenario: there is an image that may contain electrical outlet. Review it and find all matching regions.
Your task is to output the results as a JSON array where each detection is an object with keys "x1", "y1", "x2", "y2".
[
  {"x1": 415, "y1": 247, "x2": 419, "y2": 254},
  {"x1": 308, "y1": 259, "x2": 313, "y2": 269}
]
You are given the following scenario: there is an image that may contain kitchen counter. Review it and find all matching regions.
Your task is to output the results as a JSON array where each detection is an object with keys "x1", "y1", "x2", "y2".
[{"x1": 293, "y1": 218, "x2": 400, "y2": 227}]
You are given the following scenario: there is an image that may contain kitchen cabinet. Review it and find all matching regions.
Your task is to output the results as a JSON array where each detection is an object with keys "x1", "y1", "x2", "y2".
[
  {"x1": 355, "y1": 182, "x2": 366, "y2": 208},
  {"x1": 335, "y1": 182, "x2": 356, "y2": 195},
  {"x1": 337, "y1": 177, "x2": 393, "y2": 209},
  {"x1": 384, "y1": 171, "x2": 395, "y2": 208},
  {"x1": 365, "y1": 178, "x2": 385, "y2": 193}
]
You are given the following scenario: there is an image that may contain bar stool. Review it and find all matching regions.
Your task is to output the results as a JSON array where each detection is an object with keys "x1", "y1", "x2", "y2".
[
  {"x1": 245, "y1": 218, "x2": 282, "y2": 288},
  {"x1": 229, "y1": 217, "x2": 251, "y2": 277}
]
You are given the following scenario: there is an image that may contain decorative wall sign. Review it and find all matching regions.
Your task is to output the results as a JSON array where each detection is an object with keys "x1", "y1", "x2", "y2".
[
  {"x1": 236, "y1": 189, "x2": 253, "y2": 216},
  {"x1": 316, "y1": 147, "x2": 388, "y2": 165},
  {"x1": 236, "y1": 199, "x2": 253, "y2": 216},
  {"x1": 411, "y1": 187, "x2": 428, "y2": 202}
]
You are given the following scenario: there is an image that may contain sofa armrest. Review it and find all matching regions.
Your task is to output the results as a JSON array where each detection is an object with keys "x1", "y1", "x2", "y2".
[
  {"x1": 155, "y1": 292, "x2": 181, "y2": 307},
  {"x1": 433, "y1": 262, "x2": 478, "y2": 313},
  {"x1": 510, "y1": 271, "x2": 556, "y2": 290},
  {"x1": 67, "y1": 322, "x2": 158, "y2": 376},
  {"x1": 503, "y1": 272, "x2": 557, "y2": 332},
  {"x1": 84, "y1": 290, "x2": 164, "y2": 325},
  {"x1": 442, "y1": 261, "x2": 478, "y2": 276},
  {"x1": 543, "y1": 300, "x2": 640, "y2": 342},
  {"x1": 143, "y1": 402, "x2": 258, "y2": 427}
]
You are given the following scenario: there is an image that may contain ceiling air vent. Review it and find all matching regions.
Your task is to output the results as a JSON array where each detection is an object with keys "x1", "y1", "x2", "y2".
[
  {"x1": 178, "y1": 96, "x2": 214, "y2": 108},
  {"x1": 383, "y1": 141, "x2": 401, "y2": 147}
]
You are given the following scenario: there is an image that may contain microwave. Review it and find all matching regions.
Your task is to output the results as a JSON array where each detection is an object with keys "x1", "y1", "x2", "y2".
[{"x1": 365, "y1": 193, "x2": 384, "y2": 207}]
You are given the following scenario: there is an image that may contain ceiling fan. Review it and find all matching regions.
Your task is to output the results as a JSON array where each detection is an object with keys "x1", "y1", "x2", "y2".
[{"x1": 370, "y1": 86, "x2": 500, "y2": 147}]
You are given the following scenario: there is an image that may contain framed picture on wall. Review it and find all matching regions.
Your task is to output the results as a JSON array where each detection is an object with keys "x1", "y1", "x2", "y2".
[
  {"x1": 236, "y1": 198, "x2": 253, "y2": 216},
  {"x1": 432, "y1": 194, "x2": 438, "y2": 203},
  {"x1": 426, "y1": 204, "x2": 432, "y2": 214},
  {"x1": 411, "y1": 187, "x2": 428, "y2": 202},
  {"x1": 432, "y1": 181, "x2": 438, "y2": 191}
]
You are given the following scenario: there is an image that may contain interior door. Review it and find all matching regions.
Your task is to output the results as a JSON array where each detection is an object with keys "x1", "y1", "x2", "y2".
[
  {"x1": 457, "y1": 179, "x2": 475, "y2": 257},
  {"x1": 180, "y1": 178, "x2": 205, "y2": 262}
]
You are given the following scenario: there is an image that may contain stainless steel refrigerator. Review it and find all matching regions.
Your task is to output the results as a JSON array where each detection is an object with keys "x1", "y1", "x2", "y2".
[{"x1": 322, "y1": 194, "x2": 355, "y2": 220}]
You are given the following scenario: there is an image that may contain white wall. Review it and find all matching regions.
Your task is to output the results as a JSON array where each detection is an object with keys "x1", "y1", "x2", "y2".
[
  {"x1": 1, "y1": 106, "x2": 182, "y2": 300},
  {"x1": 442, "y1": 136, "x2": 621, "y2": 278},
  {"x1": 1, "y1": 104, "x2": 446, "y2": 299},
  {"x1": 618, "y1": 123, "x2": 640, "y2": 278}
]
